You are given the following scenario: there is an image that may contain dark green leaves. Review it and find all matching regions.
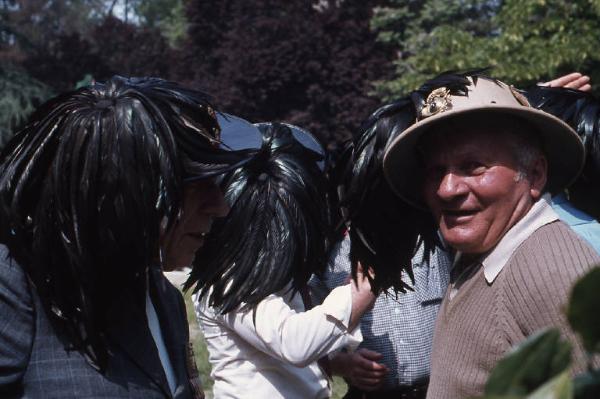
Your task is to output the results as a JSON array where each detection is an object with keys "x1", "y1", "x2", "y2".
[
  {"x1": 0, "y1": 64, "x2": 52, "y2": 150},
  {"x1": 484, "y1": 329, "x2": 572, "y2": 396},
  {"x1": 374, "y1": 0, "x2": 600, "y2": 98},
  {"x1": 567, "y1": 267, "x2": 600, "y2": 354},
  {"x1": 527, "y1": 371, "x2": 573, "y2": 399},
  {"x1": 573, "y1": 370, "x2": 600, "y2": 399}
]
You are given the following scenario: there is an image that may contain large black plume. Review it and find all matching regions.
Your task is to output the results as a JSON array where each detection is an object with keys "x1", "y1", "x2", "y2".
[
  {"x1": 0, "y1": 76, "x2": 248, "y2": 371},
  {"x1": 186, "y1": 122, "x2": 330, "y2": 314},
  {"x1": 526, "y1": 85, "x2": 600, "y2": 220},
  {"x1": 340, "y1": 98, "x2": 433, "y2": 293}
]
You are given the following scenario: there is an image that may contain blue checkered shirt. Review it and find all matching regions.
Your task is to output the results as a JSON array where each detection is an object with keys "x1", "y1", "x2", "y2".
[{"x1": 309, "y1": 235, "x2": 451, "y2": 388}]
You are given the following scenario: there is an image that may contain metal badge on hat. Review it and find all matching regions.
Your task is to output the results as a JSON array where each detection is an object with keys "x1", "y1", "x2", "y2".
[{"x1": 420, "y1": 87, "x2": 452, "y2": 120}]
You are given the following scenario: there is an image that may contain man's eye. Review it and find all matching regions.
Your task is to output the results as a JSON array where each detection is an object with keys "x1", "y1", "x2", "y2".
[{"x1": 463, "y1": 162, "x2": 486, "y2": 174}]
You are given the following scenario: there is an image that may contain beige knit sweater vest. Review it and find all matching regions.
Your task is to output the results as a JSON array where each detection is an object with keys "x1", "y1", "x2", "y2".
[{"x1": 426, "y1": 221, "x2": 600, "y2": 399}]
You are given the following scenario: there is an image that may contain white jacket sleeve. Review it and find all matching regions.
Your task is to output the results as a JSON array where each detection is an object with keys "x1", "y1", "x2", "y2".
[{"x1": 217, "y1": 284, "x2": 362, "y2": 367}]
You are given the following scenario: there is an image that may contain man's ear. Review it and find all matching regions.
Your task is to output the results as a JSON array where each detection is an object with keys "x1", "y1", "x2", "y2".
[{"x1": 529, "y1": 156, "x2": 547, "y2": 200}]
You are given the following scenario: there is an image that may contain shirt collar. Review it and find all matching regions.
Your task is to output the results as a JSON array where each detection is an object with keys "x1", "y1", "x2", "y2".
[{"x1": 480, "y1": 193, "x2": 558, "y2": 283}]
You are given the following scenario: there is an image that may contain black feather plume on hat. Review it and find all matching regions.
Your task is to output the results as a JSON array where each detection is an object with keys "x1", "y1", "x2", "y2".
[
  {"x1": 526, "y1": 85, "x2": 600, "y2": 219},
  {"x1": 411, "y1": 68, "x2": 493, "y2": 112},
  {"x1": 339, "y1": 98, "x2": 434, "y2": 293},
  {"x1": 185, "y1": 122, "x2": 330, "y2": 314},
  {"x1": 0, "y1": 76, "x2": 248, "y2": 371}
]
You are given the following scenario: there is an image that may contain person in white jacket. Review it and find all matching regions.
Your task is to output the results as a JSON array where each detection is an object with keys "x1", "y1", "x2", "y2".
[{"x1": 187, "y1": 121, "x2": 377, "y2": 399}]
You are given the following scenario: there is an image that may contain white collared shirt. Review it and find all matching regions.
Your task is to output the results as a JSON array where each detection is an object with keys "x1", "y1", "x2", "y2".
[
  {"x1": 194, "y1": 284, "x2": 362, "y2": 399},
  {"x1": 146, "y1": 288, "x2": 177, "y2": 394},
  {"x1": 450, "y1": 194, "x2": 559, "y2": 297}
]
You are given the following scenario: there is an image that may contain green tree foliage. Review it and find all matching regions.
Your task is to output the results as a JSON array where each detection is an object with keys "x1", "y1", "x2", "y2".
[
  {"x1": 0, "y1": 64, "x2": 51, "y2": 148},
  {"x1": 0, "y1": 0, "x2": 107, "y2": 91},
  {"x1": 0, "y1": 0, "x2": 105, "y2": 51},
  {"x1": 130, "y1": 0, "x2": 187, "y2": 46},
  {"x1": 0, "y1": 0, "x2": 176, "y2": 139},
  {"x1": 0, "y1": 0, "x2": 394, "y2": 150},
  {"x1": 373, "y1": 0, "x2": 600, "y2": 99},
  {"x1": 25, "y1": 16, "x2": 173, "y2": 91}
]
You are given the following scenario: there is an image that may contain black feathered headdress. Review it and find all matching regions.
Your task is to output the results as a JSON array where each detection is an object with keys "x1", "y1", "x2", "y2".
[
  {"x1": 340, "y1": 98, "x2": 434, "y2": 293},
  {"x1": 0, "y1": 76, "x2": 251, "y2": 371},
  {"x1": 186, "y1": 122, "x2": 330, "y2": 314},
  {"x1": 341, "y1": 69, "x2": 490, "y2": 293},
  {"x1": 526, "y1": 85, "x2": 600, "y2": 219}
]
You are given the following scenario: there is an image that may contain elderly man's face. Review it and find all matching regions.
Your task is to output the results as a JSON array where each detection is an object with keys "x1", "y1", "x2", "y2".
[
  {"x1": 161, "y1": 179, "x2": 229, "y2": 270},
  {"x1": 421, "y1": 126, "x2": 546, "y2": 254}
]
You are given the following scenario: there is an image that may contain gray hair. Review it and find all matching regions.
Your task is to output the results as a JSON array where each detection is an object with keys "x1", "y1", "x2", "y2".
[{"x1": 501, "y1": 125, "x2": 545, "y2": 182}]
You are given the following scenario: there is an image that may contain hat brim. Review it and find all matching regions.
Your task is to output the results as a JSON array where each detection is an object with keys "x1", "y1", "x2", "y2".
[
  {"x1": 254, "y1": 122, "x2": 327, "y2": 171},
  {"x1": 217, "y1": 113, "x2": 263, "y2": 151},
  {"x1": 183, "y1": 113, "x2": 262, "y2": 182},
  {"x1": 382, "y1": 105, "x2": 585, "y2": 209}
]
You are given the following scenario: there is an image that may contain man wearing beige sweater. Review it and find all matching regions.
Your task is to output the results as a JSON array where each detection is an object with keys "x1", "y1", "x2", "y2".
[{"x1": 382, "y1": 73, "x2": 600, "y2": 399}]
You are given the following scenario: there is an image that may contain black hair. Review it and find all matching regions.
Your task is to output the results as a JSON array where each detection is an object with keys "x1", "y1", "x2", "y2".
[
  {"x1": 526, "y1": 85, "x2": 600, "y2": 219},
  {"x1": 186, "y1": 122, "x2": 330, "y2": 314},
  {"x1": 0, "y1": 76, "x2": 247, "y2": 370}
]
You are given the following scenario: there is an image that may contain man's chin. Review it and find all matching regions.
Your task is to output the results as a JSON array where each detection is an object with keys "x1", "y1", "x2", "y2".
[{"x1": 441, "y1": 231, "x2": 486, "y2": 255}]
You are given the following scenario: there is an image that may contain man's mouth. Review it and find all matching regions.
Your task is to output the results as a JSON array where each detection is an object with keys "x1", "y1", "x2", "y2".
[{"x1": 441, "y1": 209, "x2": 478, "y2": 223}]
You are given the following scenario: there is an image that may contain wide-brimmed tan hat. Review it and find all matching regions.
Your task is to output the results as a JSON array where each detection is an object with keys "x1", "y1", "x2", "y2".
[{"x1": 382, "y1": 76, "x2": 585, "y2": 209}]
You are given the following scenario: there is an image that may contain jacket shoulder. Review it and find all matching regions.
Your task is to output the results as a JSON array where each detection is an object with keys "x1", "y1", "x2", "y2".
[{"x1": 0, "y1": 243, "x2": 35, "y2": 391}]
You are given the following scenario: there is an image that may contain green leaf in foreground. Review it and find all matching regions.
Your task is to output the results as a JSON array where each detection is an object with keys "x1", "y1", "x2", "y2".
[
  {"x1": 573, "y1": 370, "x2": 600, "y2": 399},
  {"x1": 485, "y1": 329, "x2": 572, "y2": 396},
  {"x1": 567, "y1": 267, "x2": 600, "y2": 354},
  {"x1": 527, "y1": 371, "x2": 572, "y2": 399}
]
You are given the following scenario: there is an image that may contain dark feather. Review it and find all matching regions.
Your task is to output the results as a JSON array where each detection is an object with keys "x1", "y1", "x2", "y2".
[
  {"x1": 0, "y1": 76, "x2": 250, "y2": 371},
  {"x1": 339, "y1": 98, "x2": 436, "y2": 293},
  {"x1": 185, "y1": 122, "x2": 330, "y2": 315},
  {"x1": 525, "y1": 86, "x2": 600, "y2": 219},
  {"x1": 411, "y1": 68, "x2": 492, "y2": 114}
]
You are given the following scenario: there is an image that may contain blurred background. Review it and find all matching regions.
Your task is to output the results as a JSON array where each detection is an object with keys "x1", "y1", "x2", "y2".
[{"x1": 2, "y1": 0, "x2": 600, "y2": 153}]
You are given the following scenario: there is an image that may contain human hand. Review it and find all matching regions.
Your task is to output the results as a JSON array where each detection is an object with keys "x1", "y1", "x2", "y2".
[
  {"x1": 332, "y1": 349, "x2": 389, "y2": 391},
  {"x1": 540, "y1": 72, "x2": 591, "y2": 92},
  {"x1": 349, "y1": 262, "x2": 377, "y2": 330}
]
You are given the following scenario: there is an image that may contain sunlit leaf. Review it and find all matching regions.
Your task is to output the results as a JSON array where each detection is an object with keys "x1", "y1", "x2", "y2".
[
  {"x1": 573, "y1": 369, "x2": 600, "y2": 398},
  {"x1": 567, "y1": 267, "x2": 600, "y2": 354},
  {"x1": 485, "y1": 329, "x2": 572, "y2": 395},
  {"x1": 526, "y1": 371, "x2": 572, "y2": 399}
]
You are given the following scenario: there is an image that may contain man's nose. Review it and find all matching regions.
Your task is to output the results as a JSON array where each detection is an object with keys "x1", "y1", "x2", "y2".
[{"x1": 436, "y1": 172, "x2": 468, "y2": 201}]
